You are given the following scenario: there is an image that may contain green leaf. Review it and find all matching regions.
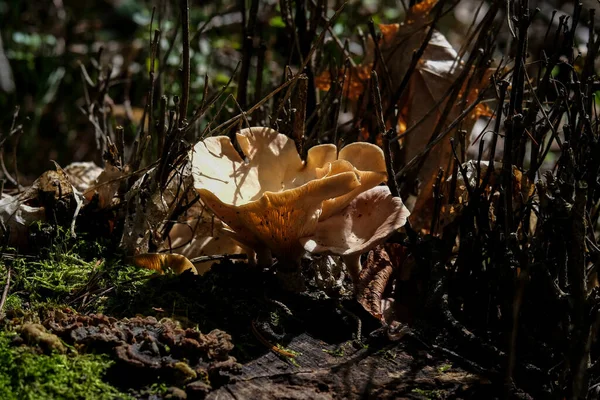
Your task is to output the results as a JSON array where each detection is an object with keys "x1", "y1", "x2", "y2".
[{"x1": 269, "y1": 16, "x2": 286, "y2": 28}]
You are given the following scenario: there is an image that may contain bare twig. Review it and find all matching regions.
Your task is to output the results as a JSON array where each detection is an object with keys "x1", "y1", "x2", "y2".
[
  {"x1": 188, "y1": 254, "x2": 248, "y2": 264},
  {"x1": 254, "y1": 42, "x2": 267, "y2": 107},
  {"x1": 292, "y1": 75, "x2": 308, "y2": 154},
  {"x1": 372, "y1": 71, "x2": 401, "y2": 198},
  {"x1": 185, "y1": 62, "x2": 241, "y2": 133},
  {"x1": 237, "y1": 0, "x2": 259, "y2": 110},
  {"x1": 272, "y1": 3, "x2": 347, "y2": 123},
  {"x1": 394, "y1": 87, "x2": 490, "y2": 180},
  {"x1": 368, "y1": 20, "x2": 394, "y2": 96},
  {"x1": 179, "y1": 0, "x2": 190, "y2": 125},
  {"x1": 0, "y1": 268, "x2": 12, "y2": 319},
  {"x1": 384, "y1": 0, "x2": 446, "y2": 121}
]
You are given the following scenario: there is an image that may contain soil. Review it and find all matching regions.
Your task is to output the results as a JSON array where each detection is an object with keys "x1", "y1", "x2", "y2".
[{"x1": 103, "y1": 261, "x2": 499, "y2": 399}]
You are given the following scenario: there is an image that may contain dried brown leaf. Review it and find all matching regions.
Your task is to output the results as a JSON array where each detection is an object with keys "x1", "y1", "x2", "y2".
[
  {"x1": 356, "y1": 246, "x2": 394, "y2": 321},
  {"x1": 315, "y1": 65, "x2": 372, "y2": 101}
]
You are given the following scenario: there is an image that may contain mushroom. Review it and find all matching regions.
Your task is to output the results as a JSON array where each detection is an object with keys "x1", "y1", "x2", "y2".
[
  {"x1": 160, "y1": 211, "x2": 245, "y2": 275},
  {"x1": 132, "y1": 253, "x2": 197, "y2": 275},
  {"x1": 190, "y1": 127, "x2": 388, "y2": 267},
  {"x1": 300, "y1": 185, "x2": 410, "y2": 283}
]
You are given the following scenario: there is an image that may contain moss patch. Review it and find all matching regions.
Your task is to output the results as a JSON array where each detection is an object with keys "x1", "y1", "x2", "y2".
[
  {"x1": 0, "y1": 333, "x2": 129, "y2": 400},
  {"x1": 1, "y1": 224, "x2": 155, "y2": 314}
]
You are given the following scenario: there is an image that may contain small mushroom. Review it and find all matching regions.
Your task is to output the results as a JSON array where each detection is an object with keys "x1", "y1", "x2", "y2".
[
  {"x1": 132, "y1": 253, "x2": 197, "y2": 275},
  {"x1": 300, "y1": 185, "x2": 410, "y2": 283},
  {"x1": 161, "y1": 214, "x2": 245, "y2": 275}
]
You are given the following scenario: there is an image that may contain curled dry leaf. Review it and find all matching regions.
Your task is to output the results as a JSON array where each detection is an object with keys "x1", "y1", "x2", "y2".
[
  {"x1": 63, "y1": 162, "x2": 103, "y2": 193},
  {"x1": 117, "y1": 150, "x2": 243, "y2": 274},
  {"x1": 132, "y1": 253, "x2": 197, "y2": 275},
  {"x1": 120, "y1": 161, "x2": 194, "y2": 255},
  {"x1": 190, "y1": 126, "x2": 387, "y2": 266},
  {"x1": 1, "y1": 165, "x2": 82, "y2": 248},
  {"x1": 316, "y1": 0, "x2": 493, "y2": 232},
  {"x1": 356, "y1": 246, "x2": 394, "y2": 321},
  {"x1": 314, "y1": 64, "x2": 372, "y2": 101},
  {"x1": 356, "y1": 244, "x2": 414, "y2": 331},
  {"x1": 83, "y1": 163, "x2": 125, "y2": 208},
  {"x1": 379, "y1": 23, "x2": 467, "y2": 232},
  {"x1": 0, "y1": 193, "x2": 46, "y2": 247}
]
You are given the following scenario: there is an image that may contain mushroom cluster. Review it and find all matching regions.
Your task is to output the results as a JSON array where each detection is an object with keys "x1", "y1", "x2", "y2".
[{"x1": 183, "y1": 126, "x2": 410, "y2": 285}]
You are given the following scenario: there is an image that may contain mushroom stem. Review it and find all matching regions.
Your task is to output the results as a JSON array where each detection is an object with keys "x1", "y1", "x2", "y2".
[
  {"x1": 342, "y1": 253, "x2": 362, "y2": 285},
  {"x1": 274, "y1": 257, "x2": 306, "y2": 292},
  {"x1": 255, "y1": 248, "x2": 271, "y2": 268}
]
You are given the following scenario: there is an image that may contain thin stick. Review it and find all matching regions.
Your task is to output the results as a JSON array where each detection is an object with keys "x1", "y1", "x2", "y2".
[
  {"x1": 368, "y1": 20, "x2": 394, "y2": 96},
  {"x1": 371, "y1": 71, "x2": 386, "y2": 135},
  {"x1": 332, "y1": 61, "x2": 348, "y2": 147},
  {"x1": 207, "y1": 77, "x2": 297, "y2": 136},
  {"x1": 11, "y1": 129, "x2": 21, "y2": 193},
  {"x1": 179, "y1": 0, "x2": 190, "y2": 125},
  {"x1": 372, "y1": 71, "x2": 401, "y2": 197},
  {"x1": 188, "y1": 254, "x2": 248, "y2": 264},
  {"x1": 394, "y1": 87, "x2": 490, "y2": 180},
  {"x1": 251, "y1": 320, "x2": 297, "y2": 358},
  {"x1": 0, "y1": 268, "x2": 12, "y2": 318},
  {"x1": 292, "y1": 75, "x2": 308, "y2": 154},
  {"x1": 272, "y1": 3, "x2": 347, "y2": 121},
  {"x1": 185, "y1": 62, "x2": 241, "y2": 133},
  {"x1": 237, "y1": 0, "x2": 259, "y2": 109},
  {"x1": 384, "y1": 0, "x2": 445, "y2": 121},
  {"x1": 254, "y1": 42, "x2": 267, "y2": 106}
]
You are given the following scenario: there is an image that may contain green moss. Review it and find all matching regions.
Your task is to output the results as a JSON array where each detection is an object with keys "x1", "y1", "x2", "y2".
[
  {"x1": 3, "y1": 295, "x2": 22, "y2": 312},
  {"x1": 0, "y1": 333, "x2": 130, "y2": 400},
  {"x1": 14, "y1": 254, "x2": 96, "y2": 302},
  {"x1": 438, "y1": 363, "x2": 452, "y2": 373},
  {"x1": 411, "y1": 388, "x2": 445, "y2": 399},
  {"x1": 1, "y1": 224, "x2": 154, "y2": 313}
]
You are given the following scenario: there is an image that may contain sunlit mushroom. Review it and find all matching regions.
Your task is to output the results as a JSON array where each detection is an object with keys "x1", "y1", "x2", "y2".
[
  {"x1": 300, "y1": 186, "x2": 411, "y2": 283},
  {"x1": 132, "y1": 253, "x2": 197, "y2": 275},
  {"x1": 190, "y1": 127, "x2": 388, "y2": 267},
  {"x1": 159, "y1": 205, "x2": 245, "y2": 275}
]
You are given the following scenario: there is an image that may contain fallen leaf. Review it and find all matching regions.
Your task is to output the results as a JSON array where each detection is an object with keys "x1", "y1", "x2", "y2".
[
  {"x1": 63, "y1": 162, "x2": 103, "y2": 193},
  {"x1": 0, "y1": 193, "x2": 45, "y2": 248},
  {"x1": 315, "y1": 64, "x2": 372, "y2": 101},
  {"x1": 356, "y1": 246, "x2": 394, "y2": 320},
  {"x1": 83, "y1": 163, "x2": 125, "y2": 208},
  {"x1": 316, "y1": 0, "x2": 493, "y2": 232}
]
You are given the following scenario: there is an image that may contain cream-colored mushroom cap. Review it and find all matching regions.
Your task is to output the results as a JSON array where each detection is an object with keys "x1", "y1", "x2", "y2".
[
  {"x1": 300, "y1": 185, "x2": 410, "y2": 281},
  {"x1": 190, "y1": 127, "x2": 388, "y2": 261}
]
